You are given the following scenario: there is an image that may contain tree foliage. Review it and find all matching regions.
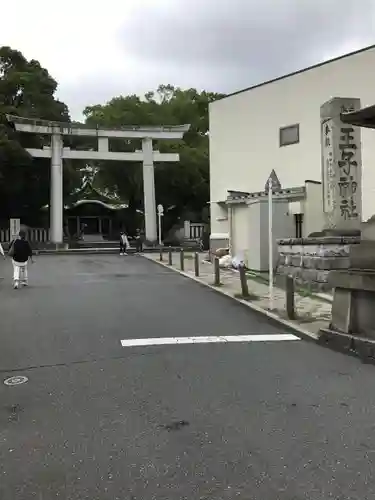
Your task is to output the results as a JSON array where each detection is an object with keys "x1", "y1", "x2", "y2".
[
  {"x1": 0, "y1": 46, "x2": 225, "y2": 231},
  {"x1": 0, "y1": 46, "x2": 71, "y2": 222},
  {"x1": 83, "y1": 85, "x2": 225, "y2": 227}
]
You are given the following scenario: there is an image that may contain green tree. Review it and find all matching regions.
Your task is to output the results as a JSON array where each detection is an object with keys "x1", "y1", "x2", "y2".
[
  {"x1": 0, "y1": 46, "x2": 71, "y2": 223},
  {"x1": 83, "y1": 85, "x2": 225, "y2": 229}
]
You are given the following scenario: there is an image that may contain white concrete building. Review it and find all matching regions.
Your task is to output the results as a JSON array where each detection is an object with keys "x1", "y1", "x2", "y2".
[{"x1": 209, "y1": 44, "x2": 375, "y2": 270}]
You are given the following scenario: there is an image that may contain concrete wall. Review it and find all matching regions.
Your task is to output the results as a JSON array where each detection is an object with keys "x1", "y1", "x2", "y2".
[
  {"x1": 231, "y1": 199, "x2": 294, "y2": 271},
  {"x1": 232, "y1": 204, "x2": 251, "y2": 263},
  {"x1": 258, "y1": 200, "x2": 294, "y2": 271},
  {"x1": 210, "y1": 45, "x2": 375, "y2": 240},
  {"x1": 277, "y1": 236, "x2": 360, "y2": 291},
  {"x1": 210, "y1": 203, "x2": 229, "y2": 241},
  {"x1": 362, "y1": 219, "x2": 375, "y2": 240}
]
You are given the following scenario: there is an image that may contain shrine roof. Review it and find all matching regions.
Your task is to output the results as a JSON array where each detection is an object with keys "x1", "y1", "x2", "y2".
[{"x1": 66, "y1": 179, "x2": 128, "y2": 210}]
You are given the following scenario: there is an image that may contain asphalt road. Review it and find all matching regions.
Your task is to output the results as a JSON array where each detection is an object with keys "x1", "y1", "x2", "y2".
[{"x1": 0, "y1": 254, "x2": 375, "y2": 499}]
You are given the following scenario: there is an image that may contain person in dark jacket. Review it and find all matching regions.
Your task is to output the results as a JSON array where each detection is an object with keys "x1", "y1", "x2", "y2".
[
  {"x1": 10, "y1": 230, "x2": 33, "y2": 289},
  {"x1": 135, "y1": 228, "x2": 144, "y2": 254}
]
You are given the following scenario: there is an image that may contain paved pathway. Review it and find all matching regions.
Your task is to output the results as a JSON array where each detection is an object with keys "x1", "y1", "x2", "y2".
[
  {"x1": 0, "y1": 254, "x2": 374, "y2": 499},
  {"x1": 147, "y1": 251, "x2": 332, "y2": 337}
]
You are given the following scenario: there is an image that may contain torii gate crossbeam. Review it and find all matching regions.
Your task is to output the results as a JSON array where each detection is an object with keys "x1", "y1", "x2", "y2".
[{"x1": 7, "y1": 116, "x2": 190, "y2": 244}]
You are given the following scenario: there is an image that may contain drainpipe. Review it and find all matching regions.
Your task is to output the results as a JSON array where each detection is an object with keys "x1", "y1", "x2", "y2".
[{"x1": 228, "y1": 205, "x2": 233, "y2": 255}]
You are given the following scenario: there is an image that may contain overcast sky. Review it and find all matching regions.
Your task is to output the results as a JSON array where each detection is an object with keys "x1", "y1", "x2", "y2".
[{"x1": 2, "y1": 0, "x2": 375, "y2": 119}]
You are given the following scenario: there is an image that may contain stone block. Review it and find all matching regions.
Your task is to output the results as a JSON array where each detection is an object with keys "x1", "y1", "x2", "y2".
[
  {"x1": 291, "y1": 255, "x2": 303, "y2": 267},
  {"x1": 319, "y1": 329, "x2": 354, "y2": 353},
  {"x1": 315, "y1": 257, "x2": 350, "y2": 270},
  {"x1": 278, "y1": 254, "x2": 285, "y2": 265},
  {"x1": 353, "y1": 338, "x2": 375, "y2": 362},
  {"x1": 301, "y1": 256, "x2": 316, "y2": 269},
  {"x1": 329, "y1": 270, "x2": 375, "y2": 292},
  {"x1": 349, "y1": 241, "x2": 375, "y2": 269},
  {"x1": 330, "y1": 288, "x2": 352, "y2": 333},
  {"x1": 316, "y1": 270, "x2": 330, "y2": 282},
  {"x1": 328, "y1": 272, "x2": 375, "y2": 340}
]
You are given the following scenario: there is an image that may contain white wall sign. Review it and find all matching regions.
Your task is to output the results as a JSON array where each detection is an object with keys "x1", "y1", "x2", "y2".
[{"x1": 322, "y1": 120, "x2": 335, "y2": 213}]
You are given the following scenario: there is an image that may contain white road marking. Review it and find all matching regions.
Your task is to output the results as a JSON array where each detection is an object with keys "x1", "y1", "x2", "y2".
[{"x1": 121, "y1": 334, "x2": 299, "y2": 347}]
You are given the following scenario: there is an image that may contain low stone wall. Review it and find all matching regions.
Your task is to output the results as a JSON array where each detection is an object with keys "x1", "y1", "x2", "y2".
[{"x1": 277, "y1": 236, "x2": 360, "y2": 291}]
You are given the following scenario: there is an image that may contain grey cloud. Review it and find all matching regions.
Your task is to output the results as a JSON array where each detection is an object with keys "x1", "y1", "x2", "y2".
[{"x1": 118, "y1": 0, "x2": 375, "y2": 93}]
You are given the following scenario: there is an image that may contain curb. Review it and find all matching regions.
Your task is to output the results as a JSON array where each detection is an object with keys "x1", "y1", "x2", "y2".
[
  {"x1": 33, "y1": 246, "x2": 198, "y2": 256},
  {"x1": 319, "y1": 328, "x2": 375, "y2": 366},
  {"x1": 144, "y1": 255, "x2": 320, "y2": 342}
]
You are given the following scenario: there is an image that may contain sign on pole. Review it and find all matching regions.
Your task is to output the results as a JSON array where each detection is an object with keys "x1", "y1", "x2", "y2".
[
  {"x1": 157, "y1": 204, "x2": 164, "y2": 245},
  {"x1": 268, "y1": 179, "x2": 274, "y2": 311}
]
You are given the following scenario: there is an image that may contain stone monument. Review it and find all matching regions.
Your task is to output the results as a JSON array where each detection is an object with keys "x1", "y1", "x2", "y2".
[
  {"x1": 277, "y1": 98, "x2": 362, "y2": 291},
  {"x1": 277, "y1": 97, "x2": 363, "y2": 291},
  {"x1": 321, "y1": 98, "x2": 375, "y2": 350}
]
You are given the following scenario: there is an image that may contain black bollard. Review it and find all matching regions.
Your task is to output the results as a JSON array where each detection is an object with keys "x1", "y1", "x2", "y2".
[
  {"x1": 286, "y1": 275, "x2": 295, "y2": 320},
  {"x1": 214, "y1": 257, "x2": 220, "y2": 286},
  {"x1": 168, "y1": 247, "x2": 172, "y2": 265},
  {"x1": 180, "y1": 249, "x2": 184, "y2": 271},
  {"x1": 159, "y1": 247, "x2": 163, "y2": 261},
  {"x1": 194, "y1": 252, "x2": 199, "y2": 277},
  {"x1": 239, "y1": 263, "x2": 249, "y2": 298}
]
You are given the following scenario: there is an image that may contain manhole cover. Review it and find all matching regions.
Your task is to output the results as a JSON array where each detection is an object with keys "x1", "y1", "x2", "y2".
[{"x1": 4, "y1": 376, "x2": 28, "y2": 386}]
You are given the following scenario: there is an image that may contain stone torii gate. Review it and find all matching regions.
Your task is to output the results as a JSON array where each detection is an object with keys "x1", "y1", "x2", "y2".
[{"x1": 7, "y1": 115, "x2": 190, "y2": 244}]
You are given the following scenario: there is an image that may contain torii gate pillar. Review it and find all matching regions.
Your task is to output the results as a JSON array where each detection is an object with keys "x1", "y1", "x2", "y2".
[
  {"x1": 142, "y1": 137, "x2": 157, "y2": 243},
  {"x1": 51, "y1": 129, "x2": 64, "y2": 244}
]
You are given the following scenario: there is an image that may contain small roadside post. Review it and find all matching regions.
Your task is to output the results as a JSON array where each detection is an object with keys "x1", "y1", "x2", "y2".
[
  {"x1": 194, "y1": 252, "x2": 199, "y2": 277},
  {"x1": 214, "y1": 257, "x2": 220, "y2": 286},
  {"x1": 239, "y1": 263, "x2": 249, "y2": 298},
  {"x1": 286, "y1": 275, "x2": 295, "y2": 320},
  {"x1": 168, "y1": 247, "x2": 172, "y2": 265},
  {"x1": 180, "y1": 249, "x2": 184, "y2": 271}
]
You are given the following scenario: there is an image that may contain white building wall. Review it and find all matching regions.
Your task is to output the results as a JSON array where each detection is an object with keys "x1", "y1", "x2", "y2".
[
  {"x1": 209, "y1": 45, "x2": 375, "y2": 238},
  {"x1": 232, "y1": 204, "x2": 251, "y2": 263},
  {"x1": 258, "y1": 200, "x2": 294, "y2": 271}
]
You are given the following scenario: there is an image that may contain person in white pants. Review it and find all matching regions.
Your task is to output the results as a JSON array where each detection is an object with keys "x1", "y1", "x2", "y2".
[
  {"x1": 9, "y1": 230, "x2": 33, "y2": 289},
  {"x1": 119, "y1": 231, "x2": 129, "y2": 256}
]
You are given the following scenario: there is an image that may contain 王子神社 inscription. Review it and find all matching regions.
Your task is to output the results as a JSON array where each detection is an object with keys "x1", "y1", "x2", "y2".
[{"x1": 320, "y1": 97, "x2": 362, "y2": 235}]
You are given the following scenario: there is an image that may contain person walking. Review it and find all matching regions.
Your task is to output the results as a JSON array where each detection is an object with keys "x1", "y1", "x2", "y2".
[
  {"x1": 135, "y1": 228, "x2": 143, "y2": 254},
  {"x1": 9, "y1": 230, "x2": 33, "y2": 289},
  {"x1": 119, "y1": 231, "x2": 129, "y2": 256}
]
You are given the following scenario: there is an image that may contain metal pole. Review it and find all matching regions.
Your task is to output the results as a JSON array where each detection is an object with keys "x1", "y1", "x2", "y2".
[
  {"x1": 239, "y1": 263, "x2": 249, "y2": 298},
  {"x1": 168, "y1": 247, "x2": 172, "y2": 265},
  {"x1": 214, "y1": 257, "x2": 220, "y2": 286},
  {"x1": 180, "y1": 249, "x2": 184, "y2": 271},
  {"x1": 268, "y1": 178, "x2": 274, "y2": 310},
  {"x1": 159, "y1": 247, "x2": 163, "y2": 261},
  {"x1": 158, "y1": 213, "x2": 162, "y2": 246},
  {"x1": 194, "y1": 252, "x2": 199, "y2": 277}
]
